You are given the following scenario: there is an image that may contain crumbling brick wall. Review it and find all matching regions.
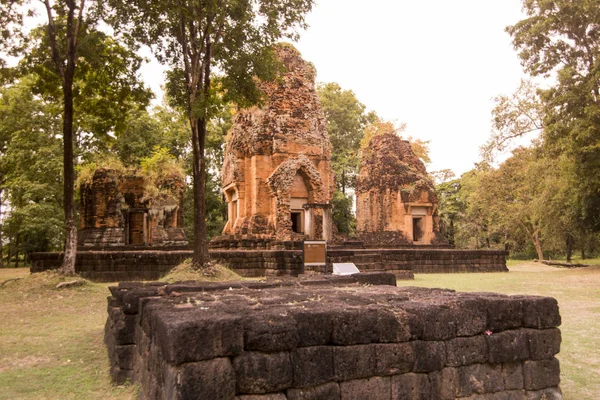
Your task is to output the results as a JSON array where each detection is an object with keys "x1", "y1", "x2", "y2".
[
  {"x1": 78, "y1": 168, "x2": 187, "y2": 248},
  {"x1": 105, "y1": 276, "x2": 562, "y2": 400}
]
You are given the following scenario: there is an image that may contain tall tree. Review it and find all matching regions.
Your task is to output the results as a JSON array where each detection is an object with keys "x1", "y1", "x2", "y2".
[
  {"x1": 0, "y1": 76, "x2": 64, "y2": 258},
  {"x1": 3, "y1": 0, "x2": 99, "y2": 274},
  {"x1": 483, "y1": 79, "x2": 544, "y2": 161},
  {"x1": 508, "y1": 0, "x2": 600, "y2": 229},
  {"x1": 1, "y1": 10, "x2": 151, "y2": 270},
  {"x1": 108, "y1": 0, "x2": 314, "y2": 268},
  {"x1": 317, "y1": 82, "x2": 372, "y2": 194}
]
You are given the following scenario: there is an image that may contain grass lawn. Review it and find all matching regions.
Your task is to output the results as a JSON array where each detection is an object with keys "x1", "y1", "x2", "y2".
[
  {"x1": 1, "y1": 261, "x2": 599, "y2": 399},
  {"x1": 0, "y1": 269, "x2": 138, "y2": 400}
]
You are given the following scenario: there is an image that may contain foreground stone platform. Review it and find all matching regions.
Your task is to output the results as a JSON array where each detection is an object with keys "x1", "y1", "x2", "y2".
[
  {"x1": 30, "y1": 247, "x2": 507, "y2": 282},
  {"x1": 105, "y1": 273, "x2": 561, "y2": 399}
]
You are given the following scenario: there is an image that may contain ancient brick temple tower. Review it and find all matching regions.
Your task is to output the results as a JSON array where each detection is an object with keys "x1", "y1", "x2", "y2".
[
  {"x1": 356, "y1": 133, "x2": 444, "y2": 246},
  {"x1": 78, "y1": 168, "x2": 188, "y2": 247},
  {"x1": 220, "y1": 44, "x2": 334, "y2": 243}
]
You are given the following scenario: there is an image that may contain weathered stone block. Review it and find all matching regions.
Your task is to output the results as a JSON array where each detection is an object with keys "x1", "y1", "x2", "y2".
[
  {"x1": 331, "y1": 309, "x2": 379, "y2": 345},
  {"x1": 488, "y1": 330, "x2": 530, "y2": 363},
  {"x1": 287, "y1": 382, "x2": 341, "y2": 400},
  {"x1": 525, "y1": 387, "x2": 562, "y2": 400},
  {"x1": 351, "y1": 272, "x2": 397, "y2": 286},
  {"x1": 237, "y1": 395, "x2": 287, "y2": 400},
  {"x1": 428, "y1": 367, "x2": 459, "y2": 400},
  {"x1": 391, "y1": 373, "x2": 431, "y2": 400},
  {"x1": 333, "y1": 344, "x2": 377, "y2": 381},
  {"x1": 503, "y1": 362, "x2": 524, "y2": 390},
  {"x1": 412, "y1": 341, "x2": 446, "y2": 372},
  {"x1": 340, "y1": 376, "x2": 391, "y2": 400},
  {"x1": 245, "y1": 313, "x2": 299, "y2": 352},
  {"x1": 165, "y1": 358, "x2": 235, "y2": 400},
  {"x1": 109, "y1": 308, "x2": 137, "y2": 345},
  {"x1": 292, "y1": 310, "x2": 333, "y2": 347},
  {"x1": 402, "y1": 303, "x2": 457, "y2": 340},
  {"x1": 458, "y1": 363, "x2": 504, "y2": 396},
  {"x1": 114, "y1": 344, "x2": 136, "y2": 370},
  {"x1": 122, "y1": 288, "x2": 162, "y2": 315},
  {"x1": 291, "y1": 346, "x2": 334, "y2": 388},
  {"x1": 376, "y1": 309, "x2": 412, "y2": 343},
  {"x1": 523, "y1": 358, "x2": 560, "y2": 391},
  {"x1": 156, "y1": 312, "x2": 243, "y2": 364},
  {"x1": 517, "y1": 296, "x2": 561, "y2": 329},
  {"x1": 461, "y1": 390, "x2": 528, "y2": 400},
  {"x1": 445, "y1": 336, "x2": 488, "y2": 367},
  {"x1": 374, "y1": 343, "x2": 414, "y2": 376},
  {"x1": 234, "y1": 351, "x2": 293, "y2": 394},
  {"x1": 526, "y1": 328, "x2": 561, "y2": 360},
  {"x1": 485, "y1": 296, "x2": 524, "y2": 332},
  {"x1": 452, "y1": 297, "x2": 488, "y2": 336}
]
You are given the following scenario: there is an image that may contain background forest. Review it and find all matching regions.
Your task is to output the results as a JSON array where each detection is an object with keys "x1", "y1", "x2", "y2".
[{"x1": 1, "y1": 0, "x2": 600, "y2": 265}]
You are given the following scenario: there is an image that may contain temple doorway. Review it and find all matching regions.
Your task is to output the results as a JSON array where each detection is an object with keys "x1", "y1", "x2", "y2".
[
  {"x1": 129, "y1": 211, "x2": 146, "y2": 245},
  {"x1": 291, "y1": 211, "x2": 304, "y2": 233},
  {"x1": 413, "y1": 217, "x2": 424, "y2": 242}
]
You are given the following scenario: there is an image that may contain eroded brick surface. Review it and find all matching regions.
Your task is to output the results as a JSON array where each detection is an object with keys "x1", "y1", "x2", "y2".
[
  {"x1": 220, "y1": 44, "x2": 334, "y2": 243},
  {"x1": 355, "y1": 133, "x2": 445, "y2": 246}
]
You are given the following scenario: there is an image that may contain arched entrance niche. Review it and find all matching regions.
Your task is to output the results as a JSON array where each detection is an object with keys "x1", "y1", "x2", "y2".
[
  {"x1": 267, "y1": 155, "x2": 332, "y2": 241},
  {"x1": 223, "y1": 185, "x2": 240, "y2": 235}
]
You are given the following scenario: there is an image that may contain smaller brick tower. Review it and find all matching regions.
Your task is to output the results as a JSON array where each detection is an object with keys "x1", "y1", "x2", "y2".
[{"x1": 355, "y1": 133, "x2": 444, "y2": 246}]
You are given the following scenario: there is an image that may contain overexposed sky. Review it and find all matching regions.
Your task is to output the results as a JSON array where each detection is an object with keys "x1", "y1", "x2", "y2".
[
  {"x1": 18, "y1": 0, "x2": 529, "y2": 177},
  {"x1": 294, "y1": 0, "x2": 528, "y2": 176}
]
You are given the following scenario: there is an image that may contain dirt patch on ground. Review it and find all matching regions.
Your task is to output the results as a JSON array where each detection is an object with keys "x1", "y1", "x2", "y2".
[{"x1": 0, "y1": 355, "x2": 52, "y2": 372}]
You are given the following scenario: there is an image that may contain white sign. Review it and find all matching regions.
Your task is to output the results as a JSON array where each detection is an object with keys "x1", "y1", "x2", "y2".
[{"x1": 332, "y1": 263, "x2": 360, "y2": 276}]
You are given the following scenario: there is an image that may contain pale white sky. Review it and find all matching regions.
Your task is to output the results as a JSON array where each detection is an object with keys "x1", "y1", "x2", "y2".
[
  {"x1": 18, "y1": 0, "x2": 529, "y2": 177},
  {"x1": 293, "y1": 0, "x2": 528, "y2": 176}
]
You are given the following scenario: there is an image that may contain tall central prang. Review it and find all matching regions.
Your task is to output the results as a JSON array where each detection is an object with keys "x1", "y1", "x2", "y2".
[{"x1": 219, "y1": 44, "x2": 335, "y2": 246}]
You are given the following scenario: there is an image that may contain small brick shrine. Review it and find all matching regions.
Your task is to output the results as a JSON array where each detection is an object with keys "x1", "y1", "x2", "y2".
[
  {"x1": 78, "y1": 168, "x2": 188, "y2": 248},
  {"x1": 356, "y1": 133, "x2": 446, "y2": 246}
]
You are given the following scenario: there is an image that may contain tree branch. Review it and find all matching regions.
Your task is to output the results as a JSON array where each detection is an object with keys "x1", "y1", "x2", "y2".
[{"x1": 42, "y1": 0, "x2": 65, "y2": 81}]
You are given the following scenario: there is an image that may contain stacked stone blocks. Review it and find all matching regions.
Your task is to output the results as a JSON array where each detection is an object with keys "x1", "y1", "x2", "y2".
[
  {"x1": 105, "y1": 276, "x2": 561, "y2": 399},
  {"x1": 31, "y1": 248, "x2": 507, "y2": 282}
]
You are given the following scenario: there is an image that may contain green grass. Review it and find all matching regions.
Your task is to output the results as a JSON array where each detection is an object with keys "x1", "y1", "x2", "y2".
[
  {"x1": 399, "y1": 262, "x2": 600, "y2": 400},
  {"x1": 1, "y1": 262, "x2": 599, "y2": 399},
  {"x1": 0, "y1": 269, "x2": 138, "y2": 400}
]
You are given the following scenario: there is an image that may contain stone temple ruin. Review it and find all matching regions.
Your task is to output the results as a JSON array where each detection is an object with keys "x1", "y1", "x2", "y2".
[
  {"x1": 31, "y1": 45, "x2": 509, "y2": 279},
  {"x1": 219, "y1": 44, "x2": 335, "y2": 245},
  {"x1": 78, "y1": 168, "x2": 188, "y2": 248},
  {"x1": 356, "y1": 133, "x2": 444, "y2": 246}
]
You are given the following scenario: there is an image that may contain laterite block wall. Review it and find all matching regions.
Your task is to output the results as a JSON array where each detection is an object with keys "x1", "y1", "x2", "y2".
[
  {"x1": 105, "y1": 274, "x2": 561, "y2": 400},
  {"x1": 31, "y1": 248, "x2": 507, "y2": 282}
]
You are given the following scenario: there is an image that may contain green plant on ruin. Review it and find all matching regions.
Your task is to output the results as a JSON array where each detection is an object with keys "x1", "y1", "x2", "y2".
[
  {"x1": 139, "y1": 147, "x2": 185, "y2": 206},
  {"x1": 75, "y1": 154, "x2": 127, "y2": 188}
]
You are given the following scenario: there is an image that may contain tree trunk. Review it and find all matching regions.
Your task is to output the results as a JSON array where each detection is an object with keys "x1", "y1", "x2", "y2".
[
  {"x1": 581, "y1": 247, "x2": 586, "y2": 260},
  {"x1": 15, "y1": 234, "x2": 19, "y2": 269},
  {"x1": 0, "y1": 190, "x2": 3, "y2": 268},
  {"x1": 190, "y1": 43, "x2": 213, "y2": 269},
  {"x1": 533, "y1": 235, "x2": 544, "y2": 261},
  {"x1": 59, "y1": 70, "x2": 78, "y2": 276},
  {"x1": 565, "y1": 234, "x2": 574, "y2": 263},
  {"x1": 341, "y1": 169, "x2": 346, "y2": 195},
  {"x1": 190, "y1": 117, "x2": 208, "y2": 268}
]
